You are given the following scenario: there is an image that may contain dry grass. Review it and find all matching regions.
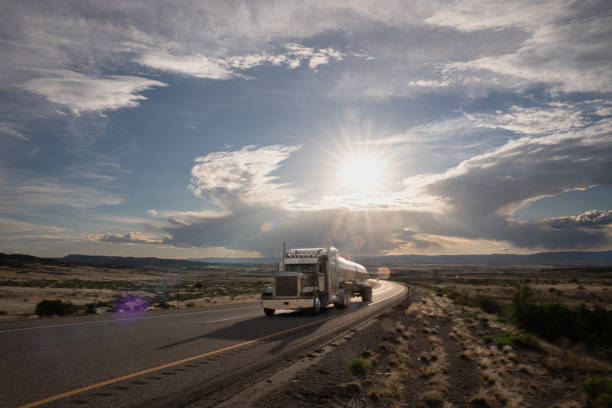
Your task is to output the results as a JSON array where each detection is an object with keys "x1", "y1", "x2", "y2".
[{"x1": 0, "y1": 261, "x2": 273, "y2": 320}]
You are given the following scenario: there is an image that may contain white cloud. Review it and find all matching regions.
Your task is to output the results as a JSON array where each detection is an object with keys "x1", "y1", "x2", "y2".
[
  {"x1": 139, "y1": 52, "x2": 234, "y2": 79},
  {"x1": 147, "y1": 209, "x2": 158, "y2": 217},
  {"x1": 308, "y1": 47, "x2": 344, "y2": 70},
  {"x1": 189, "y1": 144, "x2": 301, "y2": 207},
  {"x1": 465, "y1": 103, "x2": 587, "y2": 135},
  {"x1": 138, "y1": 44, "x2": 348, "y2": 79},
  {"x1": 22, "y1": 70, "x2": 167, "y2": 114}
]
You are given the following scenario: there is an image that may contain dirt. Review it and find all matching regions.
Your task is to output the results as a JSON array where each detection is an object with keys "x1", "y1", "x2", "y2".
[
  {"x1": 0, "y1": 260, "x2": 272, "y2": 320},
  {"x1": 253, "y1": 288, "x2": 599, "y2": 407}
]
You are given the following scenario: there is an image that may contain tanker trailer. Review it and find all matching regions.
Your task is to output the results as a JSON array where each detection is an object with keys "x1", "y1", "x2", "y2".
[{"x1": 261, "y1": 241, "x2": 373, "y2": 317}]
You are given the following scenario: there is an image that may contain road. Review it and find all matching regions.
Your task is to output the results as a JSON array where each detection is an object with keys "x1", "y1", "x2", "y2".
[{"x1": 0, "y1": 280, "x2": 405, "y2": 408}]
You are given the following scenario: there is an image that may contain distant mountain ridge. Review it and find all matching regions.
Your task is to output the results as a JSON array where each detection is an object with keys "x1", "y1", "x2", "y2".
[
  {"x1": 190, "y1": 250, "x2": 612, "y2": 265},
  {"x1": 1, "y1": 250, "x2": 611, "y2": 269},
  {"x1": 353, "y1": 250, "x2": 612, "y2": 265}
]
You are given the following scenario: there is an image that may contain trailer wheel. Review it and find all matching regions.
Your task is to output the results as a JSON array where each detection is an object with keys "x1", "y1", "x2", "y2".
[
  {"x1": 264, "y1": 308, "x2": 275, "y2": 317},
  {"x1": 361, "y1": 286, "x2": 372, "y2": 303}
]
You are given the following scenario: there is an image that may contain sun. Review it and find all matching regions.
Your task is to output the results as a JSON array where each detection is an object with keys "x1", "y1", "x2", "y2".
[{"x1": 341, "y1": 158, "x2": 382, "y2": 192}]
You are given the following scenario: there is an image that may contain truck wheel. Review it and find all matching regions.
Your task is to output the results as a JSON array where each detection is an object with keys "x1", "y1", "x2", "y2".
[
  {"x1": 312, "y1": 294, "x2": 321, "y2": 315},
  {"x1": 344, "y1": 290, "x2": 352, "y2": 307},
  {"x1": 334, "y1": 291, "x2": 346, "y2": 309},
  {"x1": 321, "y1": 295, "x2": 329, "y2": 312},
  {"x1": 264, "y1": 308, "x2": 275, "y2": 317}
]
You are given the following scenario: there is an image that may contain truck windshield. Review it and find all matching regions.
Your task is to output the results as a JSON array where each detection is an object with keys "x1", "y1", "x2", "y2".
[{"x1": 284, "y1": 264, "x2": 316, "y2": 273}]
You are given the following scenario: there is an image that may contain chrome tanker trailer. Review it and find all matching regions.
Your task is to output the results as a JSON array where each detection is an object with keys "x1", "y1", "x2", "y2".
[{"x1": 261, "y1": 241, "x2": 373, "y2": 316}]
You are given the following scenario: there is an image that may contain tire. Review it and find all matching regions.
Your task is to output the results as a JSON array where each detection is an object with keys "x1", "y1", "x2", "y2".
[
  {"x1": 344, "y1": 290, "x2": 352, "y2": 307},
  {"x1": 321, "y1": 295, "x2": 329, "y2": 312},
  {"x1": 334, "y1": 290, "x2": 346, "y2": 309},
  {"x1": 361, "y1": 286, "x2": 372, "y2": 303},
  {"x1": 312, "y1": 294, "x2": 321, "y2": 315},
  {"x1": 264, "y1": 308, "x2": 275, "y2": 317}
]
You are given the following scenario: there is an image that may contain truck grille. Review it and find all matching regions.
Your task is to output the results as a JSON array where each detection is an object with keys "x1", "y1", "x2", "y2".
[{"x1": 275, "y1": 276, "x2": 298, "y2": 296}]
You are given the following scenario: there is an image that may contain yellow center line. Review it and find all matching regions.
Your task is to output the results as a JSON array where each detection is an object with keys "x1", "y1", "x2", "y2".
[{"x1": 19, "y1": 315, "x2": 335, "y2": 408}]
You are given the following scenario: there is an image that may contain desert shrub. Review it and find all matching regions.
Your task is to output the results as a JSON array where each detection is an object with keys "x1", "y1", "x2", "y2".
[
  {"x1": 0, "y1": 310, "x2": 6, "y2": 315},
  {"x1": 422, "y1": 389, "x2": 445, "y2": 407},
  {"x1": 581, "y1": 377, "x2": 612, "y2": 407},
  {"x1": 186, "y1": 302, "x2": 196, "y2": 308},
  {"x1": 35, "y1": 299, "x2": 77, "y2": 317},
  {"x1": 512, "y1": 293, "x2": 612, "y2": 350},
  {"x1": 495, "y1": 332, "x2": 535, "y2": 349},
  {"x1": 482, "y1": 335, "x2": 494, "y2": 345},
  {"x1": 348, "y1": 358, "x2": 371, "y2": 375},
  {"x1": 473, "y1": 295, "x2": 501, "y2": 314},
  {"x1": 157, "y1": 300, "x2": 172, "y2": 309},
  {"x1": 84, "y1": 303, "x2": 97, "y2": 314}
]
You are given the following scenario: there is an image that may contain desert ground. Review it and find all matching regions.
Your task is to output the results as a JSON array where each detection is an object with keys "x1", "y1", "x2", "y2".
[
  {"x1": 255, "y1": 265, "x2": 612, "y2": 408},
  {"x1": 0, "y1": 255, "x2": 273, "y2": 320}
]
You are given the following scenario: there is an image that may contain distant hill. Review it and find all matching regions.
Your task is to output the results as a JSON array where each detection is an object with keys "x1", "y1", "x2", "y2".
[
  {"x1": 1, "y1": 250, "x2": 611, "y2": 269},
  {"x1": 188, "y1": 257, "x2": 279, "y2": 264},
  {"x1": 353, "y1": 251, "x2": 612, "y2": 265},
  {"x1": 60, "y1": 254, "x2": 207, "y2": 269},
  {"x1": 191, "y1": 251, "x2": 612, "y2": 265}
]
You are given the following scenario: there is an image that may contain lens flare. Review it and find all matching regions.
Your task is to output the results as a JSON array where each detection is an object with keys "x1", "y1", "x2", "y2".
[
  {"x1": 377, "y1": 266, "x2": 390, "y2": 279},
  {"x1": 113, "y1": 294, "x2": 151, "y2": 320},
  {"x1": 260, "y1": 221, "x2": 275, "y2": 232}
]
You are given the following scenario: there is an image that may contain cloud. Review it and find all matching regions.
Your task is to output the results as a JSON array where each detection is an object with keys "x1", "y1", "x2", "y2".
[
  {"x1": 0, "y1": 122, "x2": 28, "y2": 141},
  {"x1": 425, "y1": 0, "x2": 570, "y2": 31},
  {"x1": 0, "y1": 218, "x2": 65, "y2": 234},
  {"x1": 138, "y1": 44, "x2": 348, "y2": 79},
  {"x1": 189, "y1": 144, "x2": 301, "y2": 207},
  {"x1": 21, "y1": 70, "x2": 167, "y2": 114},
  {"x1": 138, "y1": 52, "x2": 234, "y2": 79},
  {"x1": 147, "y1": 209, "x2": 158, "y2": 217},
  {"x1": 92, "y1": 232, "x2": 164, "y2": 244},
  {"x1": 0, "y1": 180, "x2": 122, "y2": 209},
  {"x1": 544, "y1": 210, "x2": 612, "y2": 230},
  {"x1": 308, "y1": 47, "x2": 344, "y2": 70},
  {"x1": 429, "y1": 0, "x2": 612, "y2": 92},
  {"x1": 464, "y1": 103, "x2": 587, "y2": 135}
]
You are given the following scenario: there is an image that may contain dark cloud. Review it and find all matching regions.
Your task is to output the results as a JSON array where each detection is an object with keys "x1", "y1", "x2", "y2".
[{"x1": 95, "y1": 232, "x2": 162, "y2": 244}]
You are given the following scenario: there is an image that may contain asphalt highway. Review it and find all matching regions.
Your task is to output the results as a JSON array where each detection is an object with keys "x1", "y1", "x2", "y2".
[{"x1": 0, "y1": 280, "x2": 406, "y2": 408}]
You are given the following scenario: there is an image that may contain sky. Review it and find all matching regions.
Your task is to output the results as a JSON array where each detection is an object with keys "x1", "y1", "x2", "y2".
[{"x1": 1, "y1": 0, "x2": 611, "y2": 258}]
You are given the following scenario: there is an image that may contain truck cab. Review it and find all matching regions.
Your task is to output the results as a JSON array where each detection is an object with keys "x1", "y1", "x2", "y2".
[{"x1": 261, "y1": 242, "x2": 372, "y2": 316}]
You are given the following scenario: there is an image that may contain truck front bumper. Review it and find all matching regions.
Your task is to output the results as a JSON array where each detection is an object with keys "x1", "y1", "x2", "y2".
[{"x1": 262, "y1": 298, "x2": 313, "y2": 310}]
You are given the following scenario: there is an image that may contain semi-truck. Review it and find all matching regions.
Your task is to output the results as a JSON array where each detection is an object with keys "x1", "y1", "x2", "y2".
[{"x1": 261, "y1": 241, "x2": 373, "y2": 316}]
